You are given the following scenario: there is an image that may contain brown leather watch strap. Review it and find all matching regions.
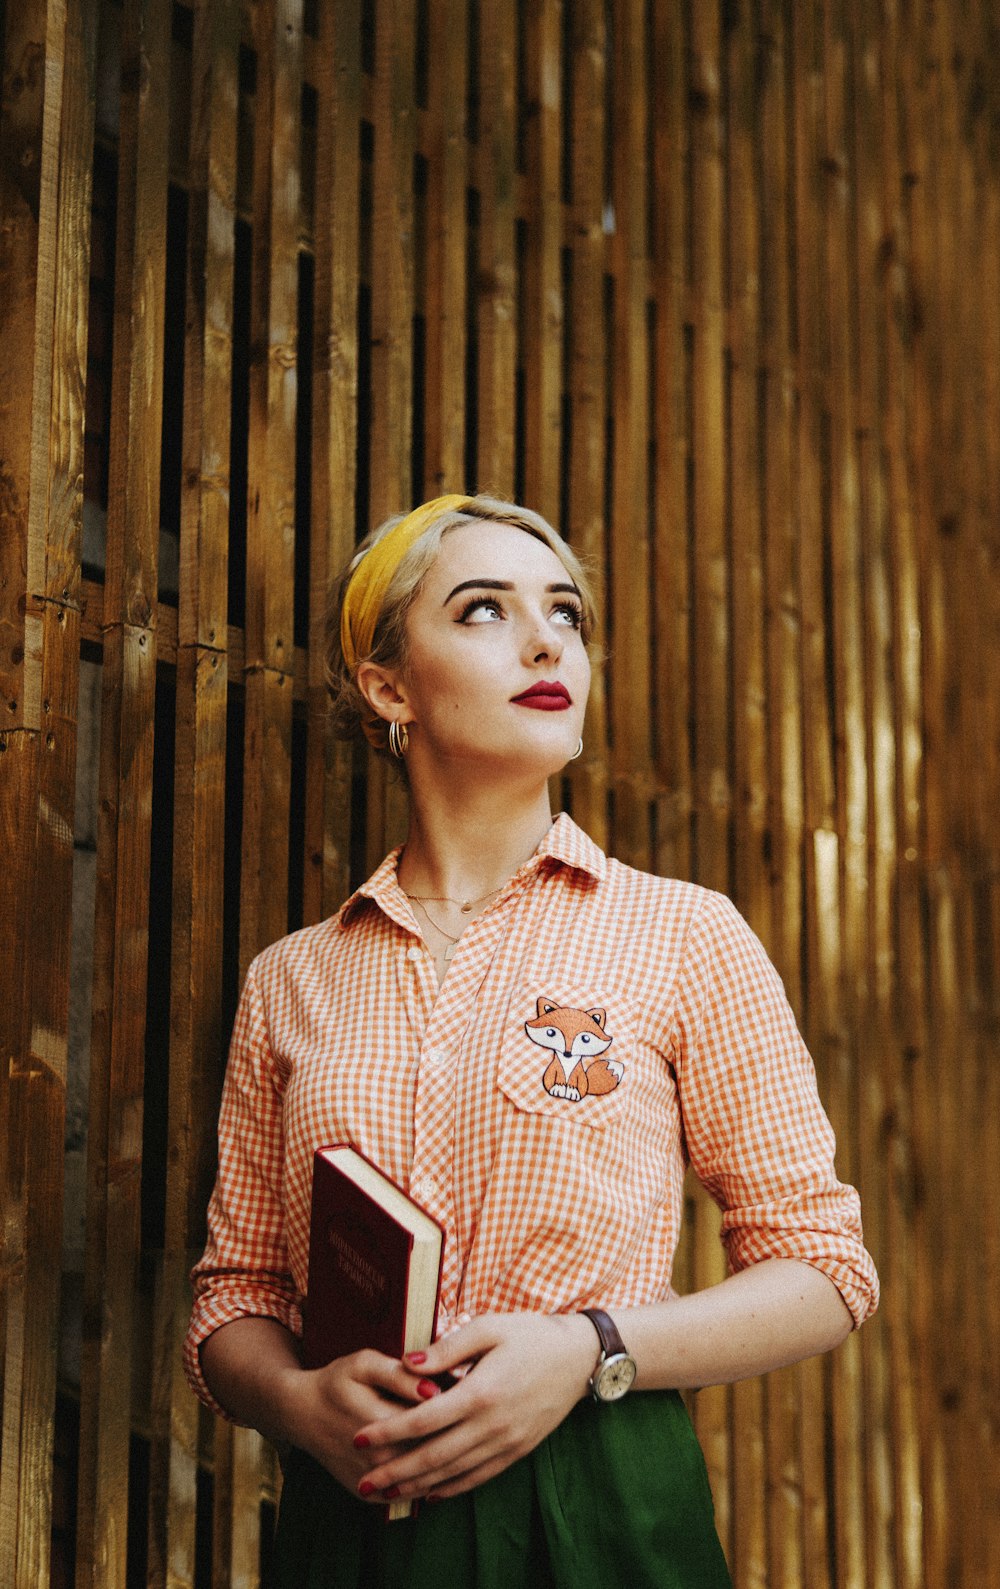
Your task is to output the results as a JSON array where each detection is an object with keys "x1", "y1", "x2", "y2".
[{"x1": 580, "y1": 1306, "x2": 629, "y2": 1362}]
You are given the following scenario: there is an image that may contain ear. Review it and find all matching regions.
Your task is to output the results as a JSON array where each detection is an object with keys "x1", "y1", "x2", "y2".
[
  {"x1": 586, "y1": 1008, "x2": 606, "y2": 1028},
  {"x1": 536, "y1": 997, "x2": 558, "y2": 1016},
  {"x1": 355, "y1": 661, "x2": 412, "y2": 726}
]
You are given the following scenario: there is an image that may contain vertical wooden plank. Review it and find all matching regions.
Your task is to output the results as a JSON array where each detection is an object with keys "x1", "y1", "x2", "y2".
[
  {"x1": 75, "y1": 2, "x2": 172, "y2": 1585},
  {"x1": 19, "y1": 2, "x2": 99, "y2": 1584},
  {"x1": 146, "y1": 2, "x2": 239, "y2": 1585},
  {"x1": 607, "y1": 0, "x2": 650, "y2": 874},
  {"x1": 423, "y1": 0, "x2": 468, "y2": 498},
  {"x1": 787, "y1": 5, "x2": 836, "y2": 1582},
  {"x1": 237, "y1": 0, "x2": 302, "y2": 969},
  {"x1": 649, "y1": 0, "x2": 690, "y2": 893},
  {"x1": 365, "y1": 0, "x2": 418, "y2": 867},
  {"x1": 1, "y1": 0, "x2": 96, "y2": 1581},
  {"x1": 874, "y1": 6, "x2": 926, "y2": 1585},
  {"x1": 686, "y1": 0, "x2": 732, "y2": 1553},
  {"x1": 962, "y1": 11, "x2": 1000, "y2": 1564},
  {"x1": 820, "y1": 3, "x2": 867, "y2": 1583},
  {"x1": 307, "y1": 0, "x2": 363, "y2": 921},
  {"x1": 757, "y1": 5, "x2": 806, "y2": 1585},
  {"x1": 564, "y1": 0, "x2": 608, "y2": 846},
  {"x1": 0, "y1": 0, "x2": 53, "y2": 1555},
  {"x1": 220, "y1": 1, "x2": 304, "y2": 1582},
  {"x1": 894, "y1": 1, "x2": 947, "y2": 1575},
  {"x1": 476, "y1": 0, "x2": 518, "y2": 494},
  {"x1": 849, "y1": 6, "x2": 895, "y2": 1584},
  {"x1": 724, "y1": 5, "x2": 769, "y2": 1582},
  {"x1": 521, "y1": 0, "x2": 562, "y2": 525}
]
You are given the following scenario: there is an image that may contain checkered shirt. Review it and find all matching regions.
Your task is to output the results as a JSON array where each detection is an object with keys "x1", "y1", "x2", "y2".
[{"x1": 185, "y1": 814, "x2": 878, "y2": 1416}]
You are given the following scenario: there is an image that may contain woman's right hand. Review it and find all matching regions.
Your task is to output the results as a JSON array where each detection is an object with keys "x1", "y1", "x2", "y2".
[
  {"x1": 279, "y1": 1347, "x2": 440, "y2": 1497},
  {"x1": 200, "y1": 1318, "x2": 438, "y2": 1501}
]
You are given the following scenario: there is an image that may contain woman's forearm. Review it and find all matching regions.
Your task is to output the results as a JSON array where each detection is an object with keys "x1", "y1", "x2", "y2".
[
  {"x1": 614, "y1": 1258, "x2": 854, "y2": 1394},
  {"x1": 200, "y1": 1318, "x2": 308, "y2": 1444}
]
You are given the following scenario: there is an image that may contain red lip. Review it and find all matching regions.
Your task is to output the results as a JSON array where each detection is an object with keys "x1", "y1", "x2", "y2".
[{"x1": 511, "y1": 681, "x2": 572, "y2": 710}]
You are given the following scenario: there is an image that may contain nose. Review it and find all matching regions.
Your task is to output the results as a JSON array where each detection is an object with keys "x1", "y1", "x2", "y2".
[{"x1": 521, "y1": 606, "x2": 564, "y2": 666}]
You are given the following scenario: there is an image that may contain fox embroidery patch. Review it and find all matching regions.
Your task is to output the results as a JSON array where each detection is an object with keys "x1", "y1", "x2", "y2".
[{"x1": 524, "y1": 997, "x2": 624, "y2": 1102}]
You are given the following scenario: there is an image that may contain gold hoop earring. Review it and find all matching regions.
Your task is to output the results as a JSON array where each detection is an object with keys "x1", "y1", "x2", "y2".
[
  {"x1": 388, "y1": 719, "x2": 409, "y2": 759},
  {"x1": 569, "y1": 737, "x2": 583, "y2": 761}
]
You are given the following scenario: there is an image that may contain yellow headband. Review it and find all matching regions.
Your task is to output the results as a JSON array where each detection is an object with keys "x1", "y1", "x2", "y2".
[{"x1": 340, "y1": 494, "x2": 473, "y2": 673}]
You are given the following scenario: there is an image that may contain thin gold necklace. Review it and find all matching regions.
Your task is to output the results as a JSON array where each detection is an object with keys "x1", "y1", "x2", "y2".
[
  {"x1": 409, "y1": 897, "x2": 463, "y2": 961},
  {"x1": 404, "y1": 883, "x2": 505, "y2": 915}
]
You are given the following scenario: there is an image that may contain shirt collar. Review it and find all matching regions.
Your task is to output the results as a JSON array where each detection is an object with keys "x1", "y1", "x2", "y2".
[{"x1": 337, "y1": 812, "x2": 606, "y2": 932}]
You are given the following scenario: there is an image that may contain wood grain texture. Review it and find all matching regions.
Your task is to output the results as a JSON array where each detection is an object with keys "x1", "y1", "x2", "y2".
[
  {"x1": 5, "y1": 4, "x2": 1000, "y2": 1585},
  {"x1": 564, "y1": 0, "x2": 608, "y2": 846},
  {"x1": 307, "y1": 0, "x2": 363, "y2": 921},
  {"x1": 0, "y1": 0, "x2": 97, "y2": 1579},
  {"x1": 475, "y1": 0, "x2": 518, "y2": 494},
  {"x1": 74, "y1": 3, "x2": 172, "y2": 1586},
  {"x1": 146, "y1": 3, "x2": 239, "y2": 1584}
]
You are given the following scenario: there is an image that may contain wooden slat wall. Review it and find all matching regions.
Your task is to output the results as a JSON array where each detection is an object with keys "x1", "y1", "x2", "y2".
[{"x1": 2, "y1": 3, "x2": 998, "y2": 1585}]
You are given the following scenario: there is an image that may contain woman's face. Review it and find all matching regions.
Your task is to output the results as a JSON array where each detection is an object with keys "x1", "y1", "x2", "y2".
[{"x1": 391, "y1": 520, "x2": 591, "y2": 777}]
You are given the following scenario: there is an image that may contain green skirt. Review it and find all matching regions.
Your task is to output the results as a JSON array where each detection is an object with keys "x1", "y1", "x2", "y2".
[{"x1": 272, "y1": 1390, "x2": 732, "y2": 1589}]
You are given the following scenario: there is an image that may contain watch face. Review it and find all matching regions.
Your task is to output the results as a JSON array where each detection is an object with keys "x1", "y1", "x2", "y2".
[{"x1": 594, "y1": 1352, "x2": 637, "y2": 1402}]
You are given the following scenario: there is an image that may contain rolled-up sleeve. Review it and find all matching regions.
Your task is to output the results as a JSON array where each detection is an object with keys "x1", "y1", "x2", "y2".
[
  {"x1": 183, "y1": 961, "x2": 303, "y2": 1418},
  {"x1": 673, "y1": 891, "x2": 879, "y2": 1327}
]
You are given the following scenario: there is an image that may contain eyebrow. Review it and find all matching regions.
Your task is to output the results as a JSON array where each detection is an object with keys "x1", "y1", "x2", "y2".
[{"x1": 443, "y1": 577, "x2": 581, "y2": 604}]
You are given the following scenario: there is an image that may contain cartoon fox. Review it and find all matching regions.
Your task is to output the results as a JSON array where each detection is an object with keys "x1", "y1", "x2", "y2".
[{"x1": 524, "y1": 997, "x2": 624, "y2": 1102}]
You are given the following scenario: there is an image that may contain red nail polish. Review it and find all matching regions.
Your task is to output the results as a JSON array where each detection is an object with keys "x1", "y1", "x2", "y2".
[
  {"x1": 358, "y1": 1479, "x2": 376, "y2": 1498},
  {"x1": 383, "y1": 1485, "x2": 401, "y2": 1500},
  {"x1": 353, "y1": 1433, "x2": 370, "y2": 1449},
  {"x1": 405, "y1": 1351, "x2": 427, "y2": 1365},
  {"x1": 416, "y1": 1378, "x2": 441, "y2": 1399},
  {"x1": 426, "y1": 1494, "x2": 444, "y2": 1505}
]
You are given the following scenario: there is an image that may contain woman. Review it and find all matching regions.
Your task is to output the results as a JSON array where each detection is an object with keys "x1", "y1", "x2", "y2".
[{"x1": 185, "y1": 494, "x2": 878, "y2": 1587}]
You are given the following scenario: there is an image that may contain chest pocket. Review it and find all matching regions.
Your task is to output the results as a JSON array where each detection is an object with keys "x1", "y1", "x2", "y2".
[{"x1": 496, "y1": 987, "x2": 639, "y2": 1129}]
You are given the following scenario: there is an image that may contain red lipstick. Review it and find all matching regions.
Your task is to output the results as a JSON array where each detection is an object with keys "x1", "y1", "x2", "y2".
[{"x1": 510, "y1": 681, "x2": 572, "y2": 710}]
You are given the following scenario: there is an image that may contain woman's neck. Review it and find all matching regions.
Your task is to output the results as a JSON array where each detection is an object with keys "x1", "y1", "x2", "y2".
[{"x1": 397, "y1": 778, "x2": 555, "y2": 903}]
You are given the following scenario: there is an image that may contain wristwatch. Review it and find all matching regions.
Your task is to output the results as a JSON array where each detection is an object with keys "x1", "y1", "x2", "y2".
[{"x1": 580, "y1": 1307, "x2": 637, "y2": 1403}]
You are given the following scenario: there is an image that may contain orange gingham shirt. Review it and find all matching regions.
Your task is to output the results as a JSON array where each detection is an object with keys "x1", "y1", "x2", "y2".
[{"x1": 185, "y1": 814, "x2": 878, "y2": 1415}]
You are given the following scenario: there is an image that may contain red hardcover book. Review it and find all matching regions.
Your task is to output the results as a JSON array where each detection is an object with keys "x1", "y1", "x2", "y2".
[{"x1": 302, "y1": 1146, "x2": 445, "y2": 1520}]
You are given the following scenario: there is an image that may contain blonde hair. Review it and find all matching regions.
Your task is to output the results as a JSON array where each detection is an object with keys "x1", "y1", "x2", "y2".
[{"x1": 326, "y1": 495, "x2": 597, "y2": 758}]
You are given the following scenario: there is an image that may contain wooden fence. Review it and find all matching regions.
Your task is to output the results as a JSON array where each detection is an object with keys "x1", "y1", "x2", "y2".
[{"x1": 2, "y1": 0, "x2": 998, "y2": 1584}]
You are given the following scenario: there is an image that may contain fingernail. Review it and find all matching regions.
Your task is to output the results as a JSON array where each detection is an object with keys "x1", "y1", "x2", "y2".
[
  {"x1": 358, "y1": 1479, "x2": 376, "y2": 1497},
  {"x1": 405, "y1": 1351, "x2": 427, "y2": 1365},
  {"x1": 426, "y1": 1494, "x2": 444, "y2": 1505},
  {"x1": 416, "y1": 1378, "x2": 441, "y2": 1399},
  {"x1": 383, "y1": 1485, "x2": 401, "y2": 1500},
  {"x1": 353, "y1": 1433, "x2": 370, "y2": 1449}
]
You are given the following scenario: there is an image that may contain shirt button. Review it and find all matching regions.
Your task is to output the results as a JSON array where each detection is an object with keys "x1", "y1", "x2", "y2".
[
  {"x1": 412, "y1": 1175, "x2": 439, "y2": 1200},
  {"x1": 426, "y1": 1048, "x2": 446, "y2": 1066},
  {"x1": 406, "y1": 944, "x2": 422, "y2": 962}
]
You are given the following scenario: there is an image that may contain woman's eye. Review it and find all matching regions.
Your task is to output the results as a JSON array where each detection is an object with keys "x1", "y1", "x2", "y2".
[
  {"x1": 552, "y1": 601, "x2": 583, "y2": 629},
  {"x1": 457, "y1": 597, "x2": 504, "y2": 623}
]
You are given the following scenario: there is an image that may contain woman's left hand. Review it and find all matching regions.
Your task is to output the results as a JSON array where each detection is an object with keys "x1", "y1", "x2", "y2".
[{"x1": 352, "y1": 1312, "x2": 599, "y2": 1503}]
